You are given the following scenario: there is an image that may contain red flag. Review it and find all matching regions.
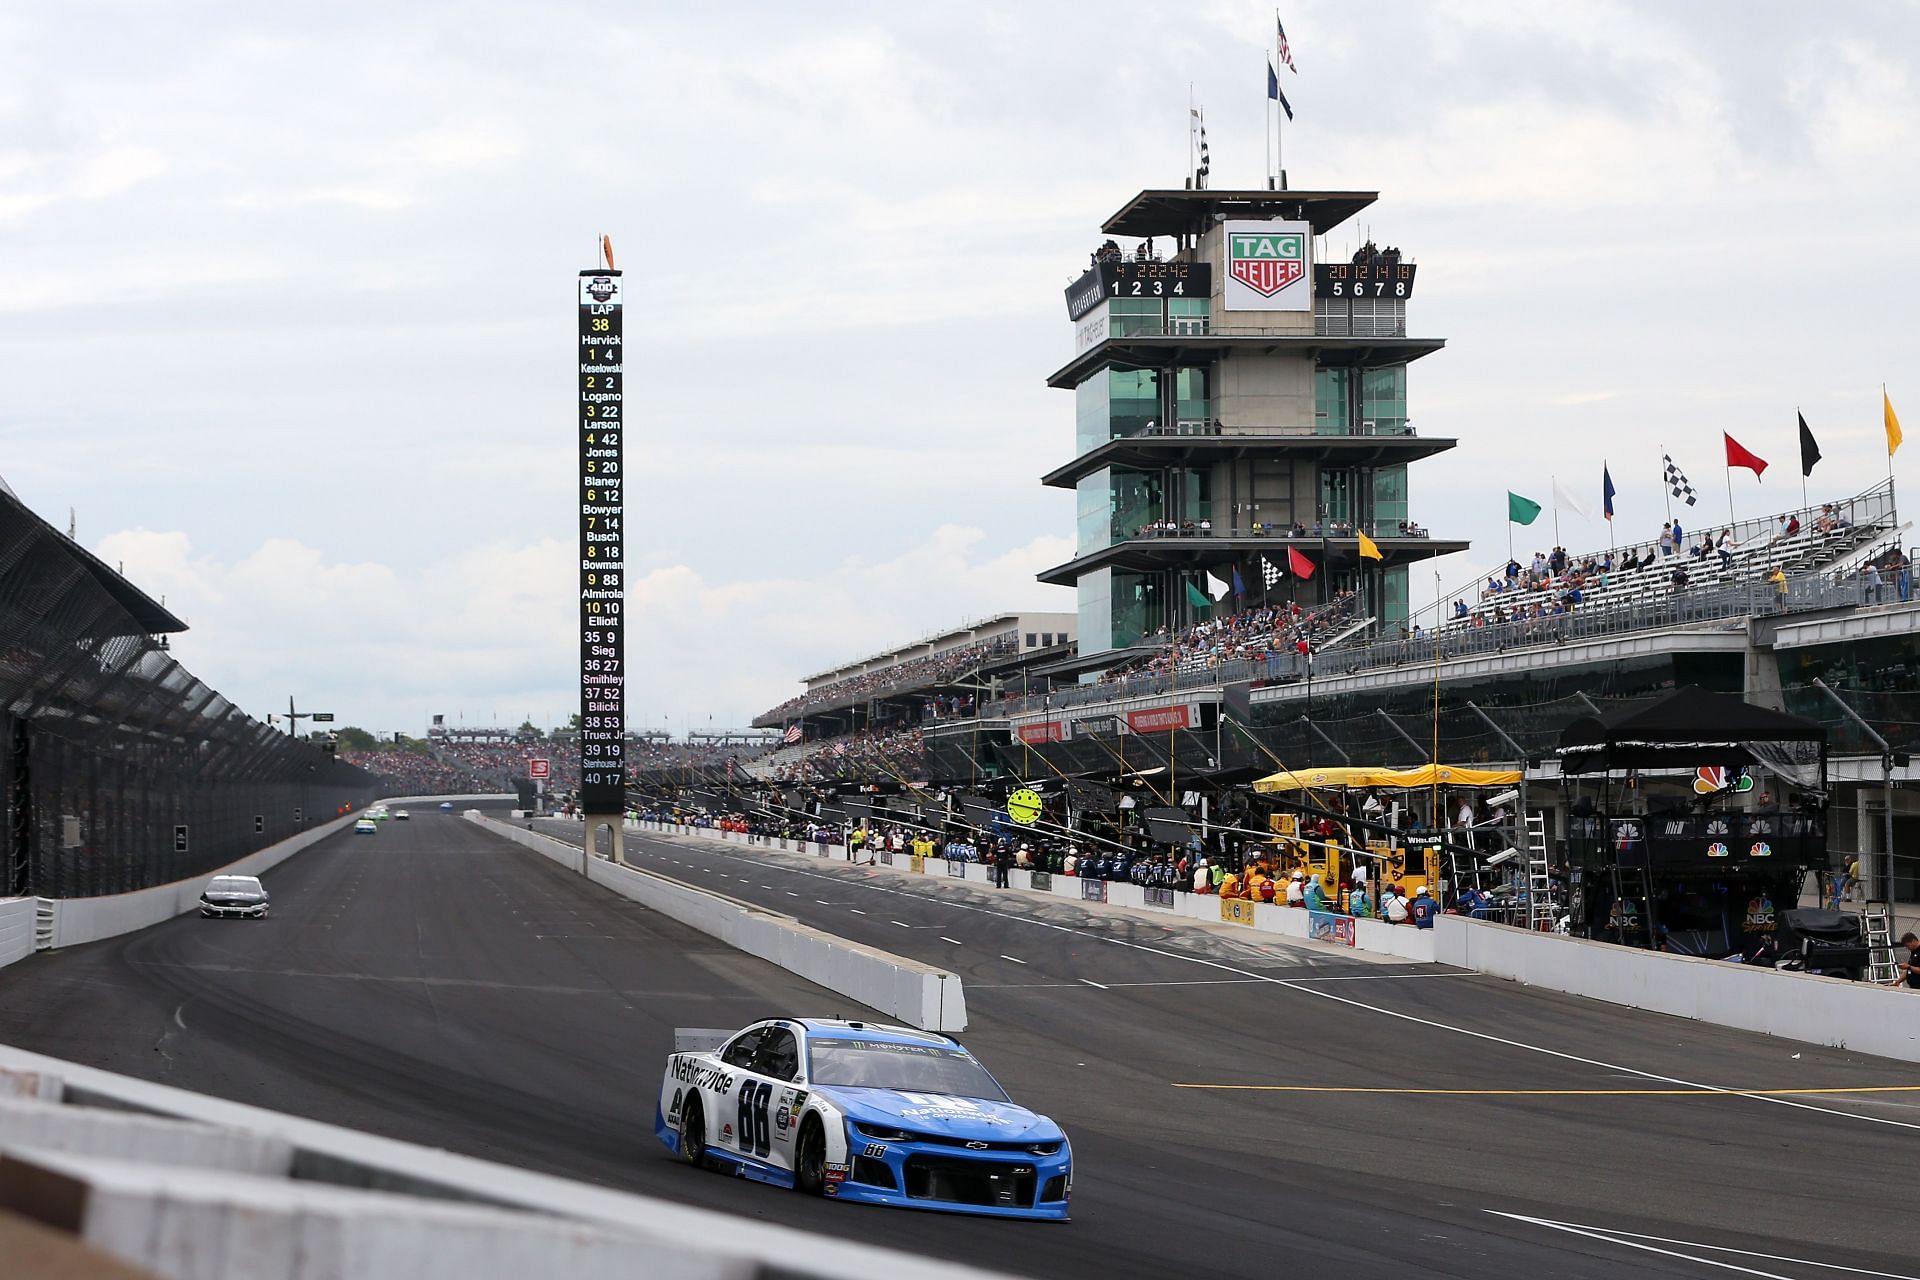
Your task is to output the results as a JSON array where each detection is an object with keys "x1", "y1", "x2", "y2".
[
  {"x1": 1288, "y1": 546, "x2": 1317, "y2": 579},
  {"x1": 1724, "y1": 432, "x2": 1768, "y2": 477}
]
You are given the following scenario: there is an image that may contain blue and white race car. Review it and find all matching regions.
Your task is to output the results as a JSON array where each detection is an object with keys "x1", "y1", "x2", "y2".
[{"x1": 656, "y1": 1018, "x2": 1070, "y2": 1220}]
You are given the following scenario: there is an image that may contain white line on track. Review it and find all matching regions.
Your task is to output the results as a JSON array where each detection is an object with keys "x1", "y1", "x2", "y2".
[
  {"x1": 999, "y1": 955, "x2": 1026, "y2": 965},
  {"x1": 623, "y1": 832, "x2": 1920, "y2": 1132},
  {"x1": 1486, "y1": 1211, "x2": 1915, "y2": 1279},
  {"x1": 850, "y1": 909, "x2": 866, "y2": 915},
  {"x1": 891, "y1": 921, "x2": 913, "y2": 929},
  {"x1": 1079, "y1": 979, "x2": 1109, "y2": 989},
  {"x1": 940, "y1": 937, "x2": 962, "y2": 945}
]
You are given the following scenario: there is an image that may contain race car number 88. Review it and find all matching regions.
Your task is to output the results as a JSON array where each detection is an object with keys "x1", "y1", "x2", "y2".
[{"x1": 737, "y1": 1082, "x2": 773, "y2": 1157}]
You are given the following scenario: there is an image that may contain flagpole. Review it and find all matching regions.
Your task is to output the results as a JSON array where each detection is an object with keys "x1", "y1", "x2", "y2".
[
  {"x1": 1265, "y1": 50, "x2": 1273, "y2": 188},
  {"x1": 1724, "y1": 460, "x2": 1736, "y2": 535},
  {"x1": 1798, "y1": 406, "x2": 1808, "y2": 516},
  {"x1": 1661, "y1": 444, "x2": 1673, "y2": 526},
  {"x1": 1551, "y1": 474, "x2": 1561, "y2": 548}
]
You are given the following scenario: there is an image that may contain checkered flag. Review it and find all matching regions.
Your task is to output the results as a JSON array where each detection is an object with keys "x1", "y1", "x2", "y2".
[
  {"x1": 1663, "y1": 453, "x2": 1698, "y2": 507},
  {"x1": 1260, "y1": 555, "x2": 1283, "y2": 588},
  {"x1": 1191, "y1": 108, "x2": 1210, "y2": 188}
]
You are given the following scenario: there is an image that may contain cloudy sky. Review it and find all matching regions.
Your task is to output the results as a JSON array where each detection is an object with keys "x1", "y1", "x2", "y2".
[{"x1": 3, "y1": 0, "x2": 1916, "y2": 736}]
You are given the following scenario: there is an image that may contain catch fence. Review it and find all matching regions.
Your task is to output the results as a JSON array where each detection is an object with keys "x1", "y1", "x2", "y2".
[{"x1": 0, "y1": 492, "x2": 374, "y2": 898}]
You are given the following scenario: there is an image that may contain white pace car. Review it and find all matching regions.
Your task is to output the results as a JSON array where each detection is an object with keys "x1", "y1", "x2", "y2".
[{"x1": 655, "y1": 1018, "x2": 1070, "y2": 1219}]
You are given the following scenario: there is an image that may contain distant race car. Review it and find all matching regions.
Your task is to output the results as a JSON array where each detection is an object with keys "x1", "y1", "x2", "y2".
[
  {"x1": 438, "y1": 802, "x2": 454, "y2": 812},
  {"x1": 200, "y1": 874, "x2": 269, "y2": 919},
  {"x1": 354, "y1": 818, "x2": 377, "y2": 835},
  {"x1": 656, "y1": 1018, "x2": 1070, "y2": 1220},
  {"x1": 394, "y1": 810, "x2": 410, "y2": 820}
]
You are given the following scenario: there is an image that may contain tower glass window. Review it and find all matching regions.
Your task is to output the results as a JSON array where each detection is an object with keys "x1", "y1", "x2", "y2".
[
  {"x1": 1373, "y1": 464, "x2": 1408, "y2": 531},
  {"x1": 1174, "y1": 366, "x2": 1211, "y2": 430},
  {"x1": 1076, "y1": 368, "x2": 1162, "y2": 455},
  {"x1": 1314, "y1": 368, "x2": 1351, "y2": 435},
  {"x1": 1360, "y1": 364, "x2": 1407, "y2": 435}
]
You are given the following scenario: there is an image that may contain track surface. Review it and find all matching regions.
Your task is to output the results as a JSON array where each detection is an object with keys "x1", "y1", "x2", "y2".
[{"x1": 0, "y1": 809, "x2": 1913, "y2": 1278}]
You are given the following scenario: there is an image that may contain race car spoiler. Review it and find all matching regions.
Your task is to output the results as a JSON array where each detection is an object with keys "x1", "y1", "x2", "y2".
[{"x1": 674, "y1": 1028, "x2": 734, "y2": 1054}]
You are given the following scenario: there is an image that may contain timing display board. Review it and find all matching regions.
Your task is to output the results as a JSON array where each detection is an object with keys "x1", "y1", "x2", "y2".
[
  {"x1": 1064, "y1": 260, "x2": 1213, "y2": 321},
  {"x1": 1314, "y1": 260, "x2": 1417, "y2": 298},
  {"x1": 578, "y1": 269, "x2": 625, "y2": 811}
]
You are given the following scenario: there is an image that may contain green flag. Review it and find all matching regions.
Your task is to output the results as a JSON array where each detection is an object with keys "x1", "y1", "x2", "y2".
[
  {"x1": 1507, "y1": 491, "x2": 1542, "y2": 526},
  {"x1": 1184, "y1": 580, "x2": 1213, "y2": 609}
]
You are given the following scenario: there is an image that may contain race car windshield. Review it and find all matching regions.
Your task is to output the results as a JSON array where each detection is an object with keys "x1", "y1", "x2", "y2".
[{"x1": 807, "y1": 1039, "x2": 1008, "y2": 1099}]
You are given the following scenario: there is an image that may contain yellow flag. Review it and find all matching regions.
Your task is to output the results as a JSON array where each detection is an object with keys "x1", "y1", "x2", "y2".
[
  {"x1": 1887, "y1": 389, "x2": 1904, "y2": 457},
  {"x1": 1357, "y1": 530, "x2": 1383, "y2": 561}
]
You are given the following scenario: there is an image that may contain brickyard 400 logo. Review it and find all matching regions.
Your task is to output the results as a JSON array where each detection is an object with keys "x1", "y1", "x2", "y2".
[{"x1": 1227, "y1": 228, "x2": 1306, "y2": 296}]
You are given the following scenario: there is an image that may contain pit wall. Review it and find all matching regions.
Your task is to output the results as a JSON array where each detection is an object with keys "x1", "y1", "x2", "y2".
[
  {"x1": 472, "y1": 815, "x2": 966, "y2": 1033},
  {"x1": 1429, "y1": 913, "x2": 1920, "y2": 1064},
  {"x1": 635, "y1": 822, "x2": 1438, "y2": 964},
  {"x1": 646, "y1": 823, "x2": 1920, "y2": 1066}
]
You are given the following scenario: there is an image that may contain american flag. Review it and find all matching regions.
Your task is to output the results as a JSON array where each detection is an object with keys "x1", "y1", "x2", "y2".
[
  {"x1": 833, "y1": 741, "x2": 848, "y2": 757},
  {"x1": 1276, "y1": 16, "x2": 1297, "y2": 73},
  {"x1": 783, "y1": 724, "x2": 802, "y2": 744}
]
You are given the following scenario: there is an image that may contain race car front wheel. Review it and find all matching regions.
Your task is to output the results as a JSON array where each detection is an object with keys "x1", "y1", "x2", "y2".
[
  {"x1": 679, "y1": 1097, "x2": 707, "y2": 1168},
  {"x1": 793, "y1": 1117, "x2": 825, "y2": 1195}
]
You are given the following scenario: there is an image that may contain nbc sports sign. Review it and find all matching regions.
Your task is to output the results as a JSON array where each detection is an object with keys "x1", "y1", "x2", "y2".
[{"x1": 1223, "y1": 220, "x2": 1311, "y2": 312}]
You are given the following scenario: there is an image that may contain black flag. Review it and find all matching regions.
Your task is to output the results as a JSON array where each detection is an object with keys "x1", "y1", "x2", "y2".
[{"x1": 1799, "y1": 411, "x2": 1822, "y2": 477}]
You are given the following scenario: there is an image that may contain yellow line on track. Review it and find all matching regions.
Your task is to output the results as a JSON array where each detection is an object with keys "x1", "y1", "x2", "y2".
[{"x1": 1172, "y1": 1083, "x2": 1920, "y2": 1097}]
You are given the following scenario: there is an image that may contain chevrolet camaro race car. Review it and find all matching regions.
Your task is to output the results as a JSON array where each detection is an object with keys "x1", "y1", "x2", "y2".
[{"x1": 656, "y1": 1018, "x2": 1070, "y2": 1220}]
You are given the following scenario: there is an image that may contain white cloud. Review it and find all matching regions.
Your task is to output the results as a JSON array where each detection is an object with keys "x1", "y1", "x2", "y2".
[{"x1": 6, "y1": 0, "x2": 1917, "y2": 724}]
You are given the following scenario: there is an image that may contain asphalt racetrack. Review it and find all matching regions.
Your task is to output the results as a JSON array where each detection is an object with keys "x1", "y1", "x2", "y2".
[{"x1": 1, "y1": 807, "x2": 1915, "y2": 1278}]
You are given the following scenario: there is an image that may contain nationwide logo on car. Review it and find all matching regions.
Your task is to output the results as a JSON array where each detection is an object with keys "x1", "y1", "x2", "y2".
[{"x1": 1228, "y1": 229, "x2": 1305, "y2": 296}]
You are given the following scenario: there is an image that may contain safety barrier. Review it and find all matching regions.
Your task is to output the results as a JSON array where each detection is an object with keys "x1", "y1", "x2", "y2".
[
  {"x1": 0, "y1": 794, "x2": 517, "y2": 970},
  {"x1": 1431, "y1": 914, "x2": 1920, "y2": 1064},
  {"x1": 636, "y1": 822, "x2": 1440, "y2": 965},
  {"x1": 472, "y1": 815, "x2": 966, "y2": 1032},
  {"x1": 0, "y1": 898, "x2": 33, "y2": 969},
  {"x1": 0, "y1": 1041, "x2": 1010, "y2": 1280}
]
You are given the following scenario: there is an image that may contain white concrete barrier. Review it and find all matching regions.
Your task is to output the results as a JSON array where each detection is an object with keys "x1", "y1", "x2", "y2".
[
  {"x1": 0, "y1": 898, "x2": 34, "y2": 970},
  {"x1": 641, "y1": 822, "x2": 1443, "y2": 964},
  {"x1": 472, "y1": 816, "x2": 965, "y2": 1033},
  {"x1": 1432, "y1": 914, "x2": 1920, "y2": 1064},
  {"x1": 0, "y1": 1042, "x2": 1013, "y2": 1280},
  {"x1": 49, "y1": 813, "x2": 364, "y2": 951}
]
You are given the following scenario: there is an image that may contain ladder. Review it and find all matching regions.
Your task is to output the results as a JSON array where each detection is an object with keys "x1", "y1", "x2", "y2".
[
  {"x1": 1525, "y1": 813, "x2": 1558, "y2": 932},
  {"x1": 1864, "y1": 901, "x2": 1899, "y2": 985}
]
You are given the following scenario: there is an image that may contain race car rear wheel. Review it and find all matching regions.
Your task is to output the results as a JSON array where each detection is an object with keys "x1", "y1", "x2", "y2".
[
  {"x1": 793, "y1": 1116, "x2": 825, "y2": 1195},
  {"x1": 678, "y1": 1096, "x2": 707, "y2": 1168}
]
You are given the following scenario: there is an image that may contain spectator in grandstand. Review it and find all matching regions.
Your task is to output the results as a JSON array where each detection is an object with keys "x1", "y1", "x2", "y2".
[
  {"x1": 1767, "y1": 565, "x2": 1788, "y2": 604},
  {"x1": 1888, "y1": 548, "x2": 1913, "y2": 602},
  {"x1": 1659, "y1": 523, "x2": 1675, "y2": 557},
  {"x1": 1863, "y1": 561, "x2": 1884, "y2": 605}
]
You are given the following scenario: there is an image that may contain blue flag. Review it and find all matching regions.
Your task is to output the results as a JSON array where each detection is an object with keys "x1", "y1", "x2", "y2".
[
  {"x1": 1602, "y1": 464, "x2": 1616, "y2": 522},
  {"x1": 1270, "y1": 61, "x2": 1294, "y2": 120},
  {"x1": 1231, "y1": 565, "x2": 1246, "y2": 597}
]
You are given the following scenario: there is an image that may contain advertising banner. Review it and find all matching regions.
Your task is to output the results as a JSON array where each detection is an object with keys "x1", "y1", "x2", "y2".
[
  {"x1": 1220, "y1": 898, "x2": 1258, "y2": 927},
  {"x1": 1307, "y1": 911, "x2": 1357, "y2": 947},
  {"x1": 1223, "y1": 220, "x2": 1312, "y2": 312},
  {"x1": 1143, "y1": 886, "x2": 1176, "y2": 909},
  {"x1": 1081, "y1": 879, "x2": 1109, "y2": 903}
]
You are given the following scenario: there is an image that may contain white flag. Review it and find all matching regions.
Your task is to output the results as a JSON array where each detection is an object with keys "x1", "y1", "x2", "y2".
[{"x1": 1552, "y1": 476, "x2": 1591, "y2": 522}]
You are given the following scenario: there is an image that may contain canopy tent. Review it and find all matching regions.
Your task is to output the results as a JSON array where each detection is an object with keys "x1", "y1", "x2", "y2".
[
  {"x1": 1252, "y1": 763, "x2": 1522, "y2": 793},
  {"x1": 1556, "y1": 686, "x2": 1826, "y2": 779}
]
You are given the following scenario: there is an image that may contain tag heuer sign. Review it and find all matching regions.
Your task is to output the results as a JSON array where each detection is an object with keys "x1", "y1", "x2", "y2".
[{"x1": 1223, "y1": 219, "x2": 1312, "y2": 311}]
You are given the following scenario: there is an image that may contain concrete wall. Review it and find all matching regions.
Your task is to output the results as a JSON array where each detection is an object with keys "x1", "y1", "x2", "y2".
[
  {"x1": 651, "y1": 822, "x2": 1439, "y2": 966},
  {"x1": 50, "y1": 813, "x2": 363, "y2": 951},
  {"x1": 1432, "y1": 914, "x2": 1920, "y2": 1064},
  {"x1": 0, "y1": 899, "x2": 34, "y2": 969},
  {"x1": 474, "y1": 816, "x2": 966, "y2": 1033},
  {"x1": 1215, "y1": 353, "x2": 1314, "y2": 432}
]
